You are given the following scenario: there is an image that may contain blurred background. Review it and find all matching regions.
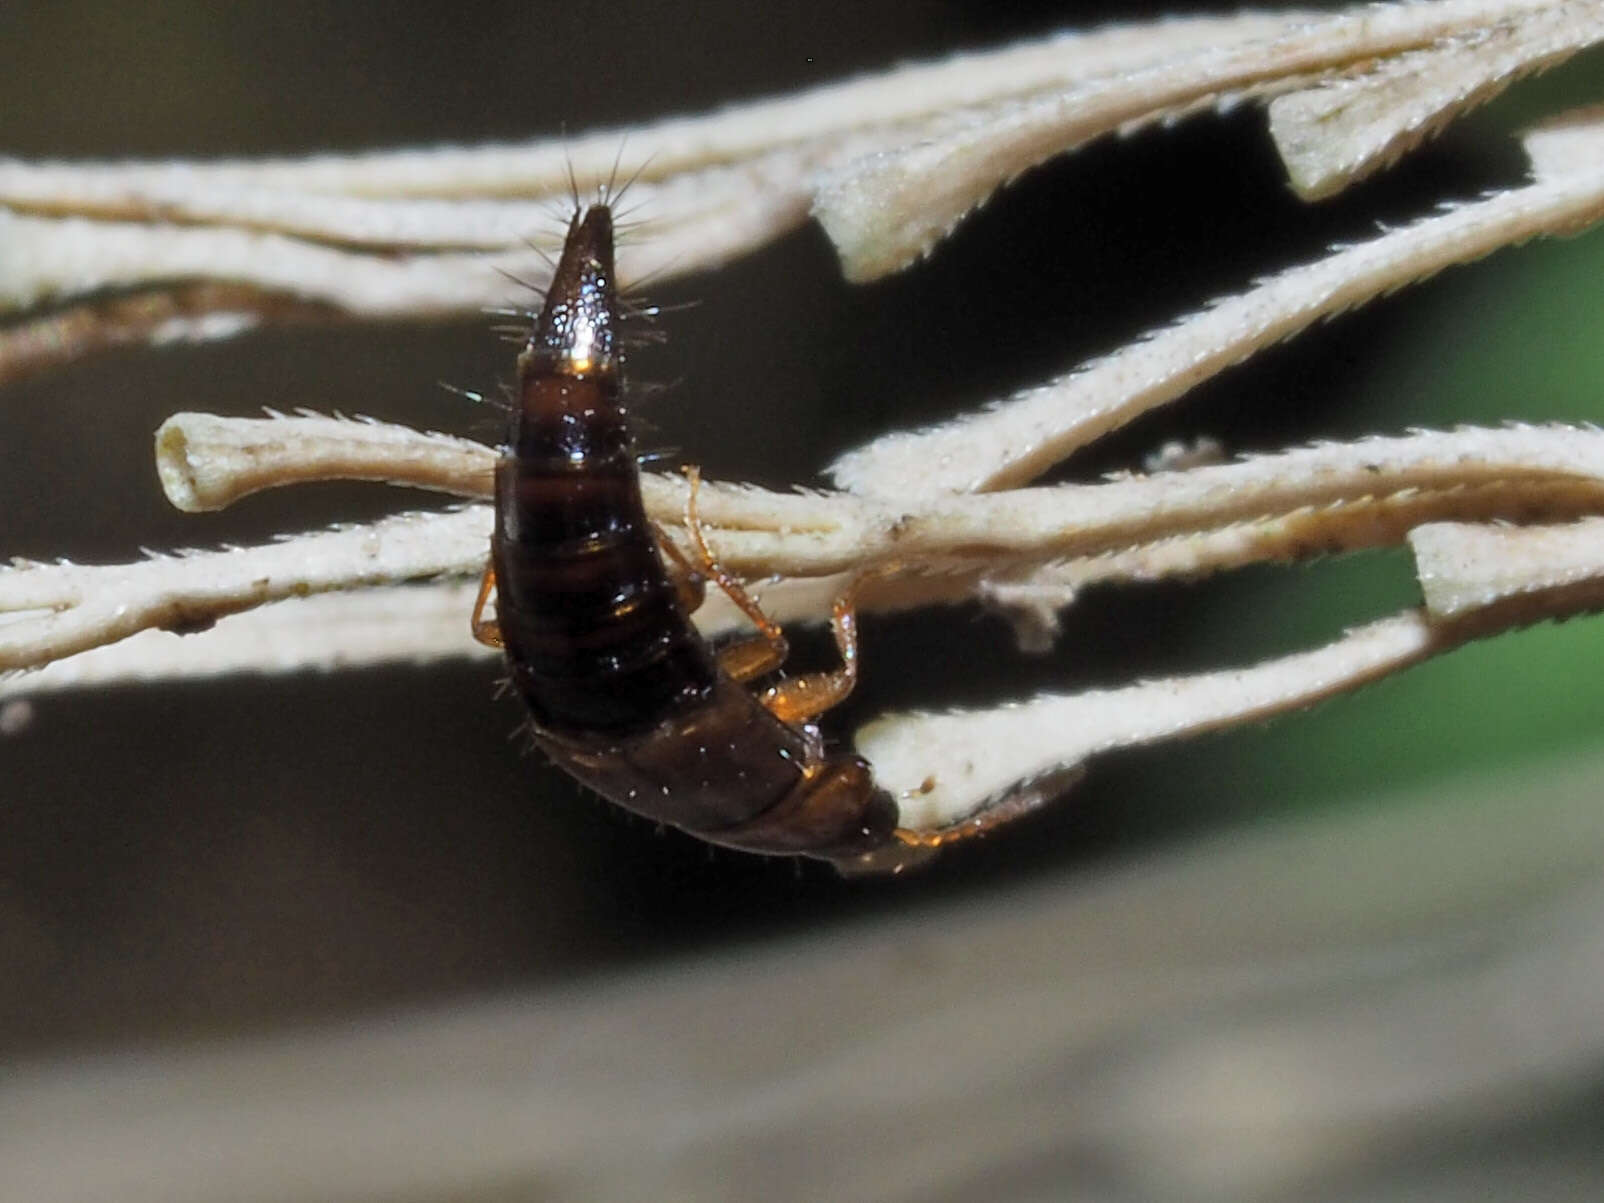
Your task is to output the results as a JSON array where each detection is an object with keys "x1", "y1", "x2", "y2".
[{"x1": 3, "y1": 3, "x2": 1604, "y2": 1188}]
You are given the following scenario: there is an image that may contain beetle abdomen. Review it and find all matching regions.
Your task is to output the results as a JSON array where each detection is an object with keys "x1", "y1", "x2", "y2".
[{"x1": 492, "y1": 206, "x2": 716, "y2": 734}]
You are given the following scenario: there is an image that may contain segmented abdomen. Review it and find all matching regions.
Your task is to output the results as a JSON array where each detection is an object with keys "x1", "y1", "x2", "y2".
[
  {"x1": 488, "y1": 204, "x2": 904, "y2": 867},
  {"x1": 494, "y1": 362, "x2": 715, "y2": 734}
]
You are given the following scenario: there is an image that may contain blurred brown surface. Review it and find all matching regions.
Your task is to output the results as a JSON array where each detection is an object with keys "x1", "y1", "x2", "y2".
[{"x1": 6, "y1": 747, "x2": 1604, "y2": 1201}]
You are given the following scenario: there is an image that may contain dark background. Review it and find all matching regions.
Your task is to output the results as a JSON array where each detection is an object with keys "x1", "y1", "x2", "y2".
[{"x1": 3, "y1": 1, "x2": 1603, "y2": 1056}]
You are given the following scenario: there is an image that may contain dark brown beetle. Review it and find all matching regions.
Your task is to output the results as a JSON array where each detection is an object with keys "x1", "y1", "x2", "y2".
[{"x1": 472, "y1": 203, "x2": 988, "y2": 872}]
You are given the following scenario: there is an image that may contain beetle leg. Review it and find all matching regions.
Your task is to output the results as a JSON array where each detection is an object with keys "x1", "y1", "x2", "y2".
[
  {"x1": 758, "y1": 585, "x2": 861, "y2": 726},
  {"x1": 661, "y1": 498, "x2": 784, "y2": 682},
  {"x1": 681, "y1": 464, "x2": 788, "y2": 659},
  {"x1": 715, "y1": 634, "x2": 789, "y2": 684},
  {"x1": 470, "y1": 564, "x2": 503, "y2": 648},
  {"x1": 651, "y1": 520, "x2": 708, "y2": 615}
]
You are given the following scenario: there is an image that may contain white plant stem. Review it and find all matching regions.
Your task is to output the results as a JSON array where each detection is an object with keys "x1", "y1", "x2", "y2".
[
  {"x1": 831, "y1": 114, "x2": 1604, "y2": 497},
  {"x1": 14, "y1": 414, "x2": 1604, "y2": 825}
]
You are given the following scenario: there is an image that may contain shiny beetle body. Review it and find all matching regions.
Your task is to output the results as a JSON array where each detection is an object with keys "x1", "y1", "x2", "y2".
[{"x1": 475, "y1": 204, "x2": 911, "y2": 870}]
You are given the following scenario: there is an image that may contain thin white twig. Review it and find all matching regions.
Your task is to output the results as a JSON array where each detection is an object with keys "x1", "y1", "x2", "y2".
[
  {"x1": 813, "y1": 0, "x2": 1591, "y2": 280},
  {"x1": 865, "y1": 612, "x2": 1444, "y2": 826},
  {"x1": 1411, "y1": 515, "x2": 1604, "y2": 619},
  {"x1": 155, "y1": 412, "x2": 496, "y2": 512},
  {"x1": 146, "y1": 412, "x2": 1604, "y2": 573},
  {"x1": 1269, "y1": 0, "x2": 1604, "y2": 199},
  {"x1": 11, "y1": 415, "x2": 1604, "y2": 691},
  {"x1": 831, "y1": 115, "x2": 1604, "y2": 496},
  {"x1": 0, "y1": 583, "x2": 490, "y2": 699},
  {"x1": 0, "y1": 509, "x2": 488, "y2": 673},
  {"x1": 874, "y1": 510, "x2": 1604, "y2": 826},
  {"x1": 0, "y1": 11, "x2": 1307, "y2": 204},
  {"x1": 2, "y1": 2, "x2": 1585, "y2": 329}
]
